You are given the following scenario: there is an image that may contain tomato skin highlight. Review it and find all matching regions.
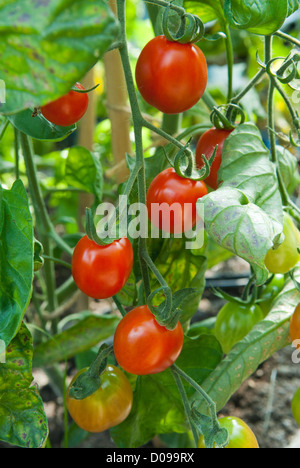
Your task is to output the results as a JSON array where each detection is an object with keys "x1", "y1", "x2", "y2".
[
  {"x1": 195, "y1": 127, "x2": 233, "y2": 190},
  {"x1": 290, "y1": 304, "x2": 300, "y2": 349},
  {"x1": 135, "y1": 35, "x2": 208, "y2": 114},
  {"x1": 198, "y1": 416, "x2": 259, "y2": 448},
  {"x1": 113, "y1": 305, "x2": 184, "y2": 375},
  {"x1": 72, "y1": 235, "x2": 133, "y2": 299},
  {"x1": 146, "y1": 167, "x2": 208, "y2": 234},
  {"x1": 66, "y1": 365, "x2": 133, "y2": 433},
  {"x1": 41, "y1": 82, "x2": 89, "y2": 126},
  {"x1": 215, "y1": 302, "x2": 264, "y2": 354},
  {"x1": 265, "y1": 213, "x2": 300, "y2": 274}
]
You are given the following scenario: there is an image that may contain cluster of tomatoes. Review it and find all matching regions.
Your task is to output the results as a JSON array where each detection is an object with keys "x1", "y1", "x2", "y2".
[{"x1": 39, "y1": 34, "x2": 300, "y2": 449}]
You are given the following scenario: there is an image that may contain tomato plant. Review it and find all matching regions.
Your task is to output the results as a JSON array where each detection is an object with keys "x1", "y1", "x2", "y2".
[
  {"x1": 41, "y1": 82, "x2": 89, "y2": 127},
  {"x1": 71, "y1": 235, "x2": 133, "y2": 299},
  {"x1": 146, "y1": 167, "x2": 208, "y2": 234},
  {"x1": 113, "y1": 305, "x2": 184, "y2": 375},
  {"x1": 195, "y1": 127, "x2": 233, "y2": 190},
  {"x1": 198, "y1": 416, "x2": 259, "y2": 448},
  {"x1": 291, "y1": 388, "x2": 300, "y2": 427},
  {"x1": 214, "y1": 301, "x2": 264, "y2": 354},
  {"x1": 1, "y1": 0, "x2": 300, "y2": 451},
  {"x1": 135, "y1": 35, "x2": 207, "y2": 114},
  {"x1": 66, "y1": 365, "x2": 133, "y2": 433},
  {"x1": 265, "y1": 213, "x2": 300, "y2": 274}
]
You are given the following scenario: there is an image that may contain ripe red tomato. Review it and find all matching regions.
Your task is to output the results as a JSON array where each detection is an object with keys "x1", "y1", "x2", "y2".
[
  {"x1": 198, "y1": 416, "x2": 259, "y2": 448},
  {"x1": 195, "y1": 127, "x2": 233, "y2": 190},
  {"x1": 113, "y1": 305, "x2": 184, "y2": 375},
  {"x1": 66, "y1": 365, "x2": 133, "y2": 433},
  {"x1": 72, "y1": 235, "x2": 133, "y2": 299},
  {"x1": 290, "y1": 304, "x2": 300, "y2": 349},
  {"x1": 41, "y1": 82, "x2": 89, "y2": 126},
  {"x1": 135, "y1": 35, "x2": 207, "y2": 114},
  {"x1": 146, "y1": 167, "x2": 208, "y2": 234}
]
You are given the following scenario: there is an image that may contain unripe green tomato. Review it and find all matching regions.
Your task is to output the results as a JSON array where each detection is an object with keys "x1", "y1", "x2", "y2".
[
  {"x1": 198, "y1": 416, "x2": 259, "y2": 448},
  {"x1": 215, "y1": 302, "x2": 264, "y2": 354},
  {"x1": 258, "y1": 274, "x2": 285, "y2": 317},
  {"x1": 265, "y1": 213, "x2": 300, "y2": 274},
  {"x1": 291, "y1": 388, "x2": 300, "y2": 426}
]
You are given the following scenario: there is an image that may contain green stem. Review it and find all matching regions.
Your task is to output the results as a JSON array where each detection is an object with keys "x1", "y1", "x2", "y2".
[
  {"x1": 265, "y1": 37, "x2": 289, "y2": 207},
  {"x1": 231, "y1": 68, "x2": 266, "y2": 104},
  {"x1": 172, "y1": 364, "x2": 219, "y2": 423},
  {"x1": 275, "y1": 30, "x2": 300, "y2": 48},
  {"x1": 19, "y1": 132, "x2": 58, "y2": 321},
  {"x1": 171, "y1": 367, "x2": 199, "y2": 447},
  {"x1": 116, "y1": 0, "x2": 151, "y2": 298},
  {"x1": 224, "y1": 23, "x2": 234, "y2": 102},
  {"x1": 19, "y1": 132, "x2": 73, "y2": 257}
]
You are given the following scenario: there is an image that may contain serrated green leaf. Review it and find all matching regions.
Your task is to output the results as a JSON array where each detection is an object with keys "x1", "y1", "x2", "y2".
[
  {"x1": 197, "y1": 270, "x2": 300, "y2": 414},
  {"x1": 0, "y1": 324, "x2": 48, "y2": 448},
  {"x1": 33, "y1": 314, "x2": 119, "y2": 368},
  {"x1": 0, "y1": 179, "x2": 34, "y2": 346},
  {"x1": 184, "y1": 0, "x2": 225, "y2": 24},
  {"x1": 224, "y1": 0, "x2": 288, "y2": 35},
  {"x1": 198, "y1": 123, "x2": 283, "y2": 285},
  {"x1": 0, "y1": 0, "x2": 120, "y2": 114}
]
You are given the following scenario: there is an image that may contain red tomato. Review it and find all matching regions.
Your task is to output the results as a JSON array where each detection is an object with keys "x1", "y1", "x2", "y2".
[
  {"x1": 66, "y1": 365, "x2": 133, "y2": 433},
  {"x1": 290, "y1": 304, "x2": 300, "y2": 349},
  {"x1": 41, "y1": 82, "x2": 89, "y2": 126},
  {"x1": 113, "y1": 305, "x2": 184, "y2": 375},
  {"x1": 198, "y1": 416, "x2": 259, "y2": 448},
  {"x1": 72, "y1": 235, "x2": 133, "y2": 299},
  {"x1": 135, "y1": 35, "x2": 207, "y2": 114},
  {"x1": 146, "y1": 167, "x2": 208, "y2": 234},
  {"x1": 195, "y1": 127, "x2": 233, "y2": 190}
]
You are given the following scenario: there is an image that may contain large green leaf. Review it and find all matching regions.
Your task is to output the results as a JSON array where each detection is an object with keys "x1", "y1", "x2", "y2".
[
  {"x1": 0, "y1": 179, "x2": 34, "y2": 346},
  {"x1": 184, "y1": 0, "x2": 225, "y2": 24},
  {"x1": 0, "y1": 324, "x2": 48, "y2": 448},
  {"x1": 65, "y1": 146, "x2": 103, "y2": 202},
  {"x1": 33, "y1": 314, "x2": 119, "y2": 368},
  {"x1": 0, "y1": 0, "x2": 120, "y2": 115},
  {"x1": 6, "y1": 109, "x2": 76, "y2": 141},
  {"x1": 224, "y1": 0, "x2": 288, "y2": 35},
  {"x1": 198, "y1": 123, "x2": 283, "y2": 285},
  {"x1": 111, "y1": 335, "x2": 223, "y2": 448},
  {"x1": 197, "y1": 271, "x2": 300, "y2": 414}
]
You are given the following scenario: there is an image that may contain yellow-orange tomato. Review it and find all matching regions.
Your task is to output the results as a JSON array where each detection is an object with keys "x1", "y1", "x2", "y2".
[
  {"x1": 66, "y1": 365, "x2": 133, "y2": 433},
  {"x1": 198, "y1": 416, "x2": 259, "y2": 448}
]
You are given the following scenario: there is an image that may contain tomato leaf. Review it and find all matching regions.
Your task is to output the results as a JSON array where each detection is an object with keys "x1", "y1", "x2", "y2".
[
  {"x1": 65, "y1": 146, "x2": 103, "y2": 203},
  {"x1": 6, "y1": 109, "x2": 76, "y2": 142},
  {"x1": 33, "y1": 314, "x2": 119, "y2": 368},
  {"x1": 0, "y1": 0, "x2": 120, "y2": 115},
  {"x1": 111, "y1": 335, "x2": 223, "y2": 448},
  {"x1": 184, "y1": 0, "x2": 226, "y2": 24},
  {"x1": 0, "y1": 324, "x2": 48, "y2": 448},
  {"x1": 197, "y1": 270, "x2": 300, "y2": 414},
  {"x1": 0, "y1": 179, "x2": 34, "y2": 346},
  {"x1": 198, "y1": 123, "x2": 283, "y2": 285},
  {"x1": 224, "y1": 0, "x2": 288, "y2": 35}
]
